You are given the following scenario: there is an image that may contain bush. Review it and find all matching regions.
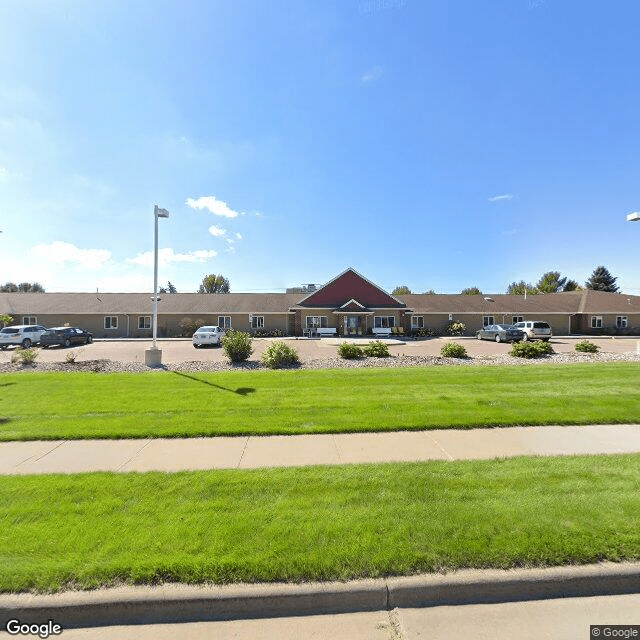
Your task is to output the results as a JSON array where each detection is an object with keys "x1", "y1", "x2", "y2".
[
  {"x1": 253, "y1": 329, "x2": 285, "y2": 338},
  {"x1": 446, "y1": 321, "x2": 466, "y2": 336},
  {"x1": 575, "y1": 340, "x2": 600, "y2": 353},
  {"x1": 11, "y1": 347, "x2": 38, "y2": 365},
  {"x1": 510, "y1": 341, "x2": 555, "y2": 359},
  {"x1": 412, "y1": 328, "x2": 436, "y2": 338},
  {"x1": 363, "y1": 341, "x2": 390, "y2": 357},
  {"x1": 261, "y1": 341, "x2": 300, "y2": 368},
  {"x1": 338, "y1": 343, "x2": 364, "y2": 359},
  {"x1": 65, "y1": 350, "x2": 79, "y2": 364},
  {"x1": 440, "y1": 342, "x2": 467, "y2": 358},
  {"x1": 222, "y1": 330, "x2": 253, "y2": 363}
]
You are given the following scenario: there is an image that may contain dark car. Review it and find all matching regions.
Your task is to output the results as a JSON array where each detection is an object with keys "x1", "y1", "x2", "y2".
[
  {"x1": 476, "y1": 324, "x2": 524, "y2": 343},
  {"x1": 40, "y1": 327, "x2": 93, "y2": 348}
]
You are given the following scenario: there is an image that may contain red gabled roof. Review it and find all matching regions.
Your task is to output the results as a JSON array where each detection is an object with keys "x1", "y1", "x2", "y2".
[{"x1": 297, "y1": 268, "x2": 405, "y2": 308}]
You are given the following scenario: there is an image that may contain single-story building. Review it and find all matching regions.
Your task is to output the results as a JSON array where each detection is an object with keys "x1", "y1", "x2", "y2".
[{"x1": 2, "y1": 267, "x2": 640, "y2": 338}]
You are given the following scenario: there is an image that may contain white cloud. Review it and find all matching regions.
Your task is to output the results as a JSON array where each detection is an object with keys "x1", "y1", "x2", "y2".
[
  {"x1": 186, "y1": 195, "x2": 245, "y2": 218},
  {"x1": 235, "y1": 232, "x2": 243, "y2": 240},
  {"x1": 30, "y1": 241, "x2": 111, "y2": 269},
  {"x1": 488, "y1": 194, "x2": 514, "y2": 202},
  {"x1": 361, "y1": 66, "x2": 384, "y2": 84},
  {"x1": 208, "y1": 225, "x2": 227, "y2": 237},
  {"x1": 128, "y1": 248, "x2": 218, "y2": 267}
]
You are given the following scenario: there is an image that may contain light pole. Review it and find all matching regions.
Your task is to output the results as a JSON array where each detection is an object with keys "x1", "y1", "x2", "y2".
[
  {"x1": 627, "y1": 212, "x2": 639, "y2": 353},
  {"x1": 145, "y1": 205, "x2": 169, "y2": 367}
]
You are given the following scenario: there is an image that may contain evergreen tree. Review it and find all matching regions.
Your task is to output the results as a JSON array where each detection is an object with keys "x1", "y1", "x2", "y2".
[
  {"x1": 536, "y1": 271, "x2": 567, "y2": 293},
  {"x1": 585, "y1": 266, "x2": 619, "y2": 292},
  {"x1": 562, "y1": 279, "x2": 581, "y2": 292}
]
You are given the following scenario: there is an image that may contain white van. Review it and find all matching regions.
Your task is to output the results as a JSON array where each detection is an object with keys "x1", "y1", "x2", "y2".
[{"x1": 513, "y1": 321, "x2": 552, "y2": 342}]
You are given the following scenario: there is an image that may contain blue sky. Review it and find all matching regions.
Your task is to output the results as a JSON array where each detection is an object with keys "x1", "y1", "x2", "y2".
[{"x1": 1, "y1": 0, "x2": 640, "y2": 294}]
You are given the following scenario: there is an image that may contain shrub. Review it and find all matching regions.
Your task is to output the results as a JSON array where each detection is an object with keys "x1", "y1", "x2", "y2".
[
  {"x1": 412, "y1": 328, "x2": 436, "y2": 338},
  {"x1": 178, "y1": 317, "x2": 205, "y2": 338},
  {"x1": 575, "y1": 340, "x2": 600, "y2": 353},
  {"x1": 222, "y1": 330, "x2": 254, "y2": 363},
  {"x1": 338, "y1": 343, "x2": 364, "y2": 359},
  {"x1": 65, "y1": 350, "x2": 79, "y2": 364},
  {"x1": 11, "y1": 347, "x2": 38, "y2": 365},
  {"x1": 363, "y1": 340, "x2": 390, "y2": 357},
  {"x1": 261, "y1": 341, "x2": 300, "y2": 368},
  {"x1": 446, "y1": 321, "x2": 466, "y2": 336},
  {"x1": 440, "y1": 342, "x2": 467, "y2": 358},
  {"x1": 510, "y1": 341, "x2": 555, "y2": 359},
  {"x1": 253, "y1": 329, "x2": 285, "y2": 338}
]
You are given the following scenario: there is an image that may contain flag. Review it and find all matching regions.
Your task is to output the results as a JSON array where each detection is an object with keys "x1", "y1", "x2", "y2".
[{"x1": 155, "y1": 206, "x2": 170, "y2": 218}]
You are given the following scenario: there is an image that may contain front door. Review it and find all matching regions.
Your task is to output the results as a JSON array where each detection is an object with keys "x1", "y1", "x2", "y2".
[{"x1": 346, "y1": 315, "x2": 361, "y2": 335}]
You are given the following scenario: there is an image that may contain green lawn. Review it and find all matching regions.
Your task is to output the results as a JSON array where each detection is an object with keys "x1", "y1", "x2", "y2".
[
  {"x1": 2, "y1": 362, "x2": 640, "y2": 440},
  {"x1": 2, "y1": 454, "x2": 640, "y2": 593}
]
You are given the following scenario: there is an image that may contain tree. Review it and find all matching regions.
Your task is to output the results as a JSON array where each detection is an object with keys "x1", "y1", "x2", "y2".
[
  {"x1": 198, "y1": 274, "x2": 230, "y2": 294},
  {"x1": 461, "y1": 287, "x2": 482, "y2": 295},
  {"x1": 392, "y1": 285, "x2": 411, "y2": 295},
  {"x1": 585, "y1": 266, "x2": 619, "y2": 293},
  {"x1": 0, "y1": 282, "x2": 44, "y2": 292},
  {"x1": 0, "y1": 314, "x2": 13, "y2": 328},
  {"x1": 423, "y1": 289, "x2": 436, "y2": 295},
  {"x1": 159, "y1": 281, "x2": 177, "y2": 294},
  {"x1": 562, "y1": 279, "x2": 581, "y2": 292},
  {"x1": 535, "y1": 271, "x2": 567, "y2": 294},
  {"x1": 507, "y1": 281, "x2": 538, "y2": 295}
]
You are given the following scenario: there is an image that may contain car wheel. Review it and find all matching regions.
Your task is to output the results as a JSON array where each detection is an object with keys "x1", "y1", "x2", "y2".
[
  {"x1": 495, "y1": 335, "x2": 501, "y2": 343},
  {"x1": 476, "y1": 333, "x2": 482, "y2": 340},
  {"x1": 0, "y1": 346, "x2": 6, "y2": 351},
  {"x1": 21, "y1": 338, "x2": 32, "y2": 348},
  {"x1": 64, "y1": 339, "x2": 71, "y2": 348},
  {"x1": 522, "y1": 333, "x2": 529, "y2": 342},
  {"x1": 193, "y1": 344, "x2": 200, "y2": 349},
  {"x1": 86, "y1": 336, "x2": 93, "y2": 344}
]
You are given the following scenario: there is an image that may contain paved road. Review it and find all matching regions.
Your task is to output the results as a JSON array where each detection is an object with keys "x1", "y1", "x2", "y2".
[
  {"x1": 3, "y1": 595, "x2": 638, "y2": 639},
  {"x1": 2, "y1": 424, "x2": 640, "y2": 474}
]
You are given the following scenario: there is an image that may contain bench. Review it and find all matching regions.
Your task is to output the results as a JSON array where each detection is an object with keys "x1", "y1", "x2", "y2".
[
  {"x1": 372, "y1": 327, "x2": 391, "y2": 337},
  {"x1": 315, "y1": 327, "x2": 337, "y2": 338}
]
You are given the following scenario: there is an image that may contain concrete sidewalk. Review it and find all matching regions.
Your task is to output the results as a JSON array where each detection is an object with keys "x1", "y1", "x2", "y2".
[{"x1": 2, "y1": 424, "x2": 640, "y2": 474}]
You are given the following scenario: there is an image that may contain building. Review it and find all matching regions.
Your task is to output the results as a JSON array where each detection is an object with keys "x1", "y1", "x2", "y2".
[{"x1": 2, "y1": 268, "x2": 640, "y2": 338}]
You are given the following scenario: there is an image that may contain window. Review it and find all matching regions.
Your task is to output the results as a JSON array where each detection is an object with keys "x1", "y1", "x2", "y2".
[
  {"x1": 411, "y1": 316, "x2": 424, "y2": 329},
  {"x1": 250, "y1": 315, "x2": 264, "y2": 329},
  {"x1": 512, "y1": 316, "x2": 523, "y2": 324},
  {"x1": 218, "y1": 316, "x2": 232, "y2": 329},
  {"x1": 591, "y1": 316, "x2": 602, "y2": 329},
  {"x1": 22, "y1": 316, "x2": 37, "y2": 325},
  {"x1": 104, "y1": 316, "x2": 118, "y2": 329},
  {"x1": 374, "y1": 316, "x2": 395, "y2": 328},
  {"x1": 138, "y1": 316, "x2": 151, "y2": 329},
  {"x1": 616, "y1": 316, "x2": 628, "y2": 328},
  {"x1": 483, "y1": 316, "x2": 495, "y2": 327},
  {"x1": 306, "y1": 316, "x2": 328, "y2": 328}
]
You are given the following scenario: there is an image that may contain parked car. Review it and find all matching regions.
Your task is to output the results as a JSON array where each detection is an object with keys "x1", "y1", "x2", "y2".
[
  {"x1": 513, "y1": 321, "x2": 552, "y2": 342},
  {"x1": 0, "y1": 324, "x2": 48, "y2": 349},
  {"x1": 192, "y1": 326, "x2": 227, "y2": 348},
  {"x1": 476, "y1": 324, "x2": 524, "y2": 343},
  {"x1": 40, "y1": 327, "x2": 93, "y2": 348}
]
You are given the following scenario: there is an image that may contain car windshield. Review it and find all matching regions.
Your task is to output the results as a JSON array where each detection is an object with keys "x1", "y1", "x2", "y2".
[
  {"x1": 495, "y1": 324, "x2": 514, "y2": 330},
  {"x1": 196, "y1": 327, "x2": 217, "y2": 332}
]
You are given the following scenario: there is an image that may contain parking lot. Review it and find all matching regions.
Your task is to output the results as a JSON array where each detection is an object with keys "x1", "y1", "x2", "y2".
[{"x1": 2, "y1": 336, "x2": 639, "y2": 366}]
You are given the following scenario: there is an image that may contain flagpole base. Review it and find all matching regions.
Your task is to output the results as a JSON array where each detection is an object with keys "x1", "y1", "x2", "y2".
[{"x1": 144, "y1": 347, "x2": 163, "y2": 367}]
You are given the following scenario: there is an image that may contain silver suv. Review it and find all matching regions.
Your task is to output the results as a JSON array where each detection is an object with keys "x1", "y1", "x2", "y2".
[
  {"x1": 513, "y1": 321, "x2": 552, "y2": 342},
  {"x1": 0, "y1": 324, "x2": 48, "y2": 349}
]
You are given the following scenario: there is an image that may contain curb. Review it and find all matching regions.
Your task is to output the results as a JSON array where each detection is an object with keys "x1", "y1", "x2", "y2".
[{"x1": 1, "y1": 563, "x2": 639, "y2": 630}]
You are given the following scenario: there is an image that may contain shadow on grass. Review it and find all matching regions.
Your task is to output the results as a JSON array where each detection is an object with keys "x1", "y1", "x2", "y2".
[{"x1": 172, "y1": 371, "x2": 256, "y2": 396}]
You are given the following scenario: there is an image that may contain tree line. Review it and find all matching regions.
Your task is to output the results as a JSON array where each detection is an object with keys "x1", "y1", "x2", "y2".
[{"x1": 392, "y1": 265, "x2": 620, "y2": 295}]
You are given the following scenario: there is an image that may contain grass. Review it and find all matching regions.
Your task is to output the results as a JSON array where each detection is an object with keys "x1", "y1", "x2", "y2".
[
  {"x1": 1, "y1": 362, "x2": 639, "y2": 440},
  {"x1": 2, "y1": 454, "x2": 640, "y2": 593}
]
